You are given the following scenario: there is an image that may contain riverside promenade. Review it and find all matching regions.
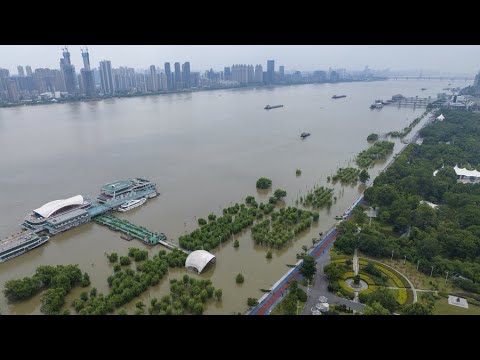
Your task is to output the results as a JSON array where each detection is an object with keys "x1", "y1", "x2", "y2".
[
  {"x1": 248, "y1": 195, "x2": 364, "y2": 315},
  {"x1": 248, "y1": 111, "x2": 435, "y2": 315}
]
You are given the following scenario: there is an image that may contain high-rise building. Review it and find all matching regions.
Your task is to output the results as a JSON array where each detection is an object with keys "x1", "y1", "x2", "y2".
[
  {"x1": 231, "y1": 64, "x2": 247, "y2": 84},
  {"x1": 164, "y1": 62, "x2": 172, "y2": 90},
  {"x1": 279, "y1": 66, "x2": 285, "y2": 81},
  {"x1": 247, "y1": 65, "x2": 255, "y2": 84},
  {"x1": 135, "y1": 73, "x2": 147, "y2": 93},
  {"x1": 182, "y1": 62, "x2": 191, "y2": 88},
  {"x1": 80, "y1": 48, "x2": 95, "y2": 97},
  {"x1": 174, "y1": 62, "x2": 182, "y2": 89},
  {"x1": 224, "y1": 67, "x2": 231, "y2": 81},
  {"x1": 60, "y1": 47, "x2": 77, "y2": 95},
  {"x1": 254, "y1": 64, "x2": 263, "y2": 83},
  {"x1": 473, "y1": 71, "x2": 480, "y2": 95},
  {"x1": 6, "y1": 79, "x2": 19, "y2": 102},
  {"x1": 149, "y1": 65, "x2": 158, "y2": 91},
  {"x1": 267, "y1": 60, "x2": 275, "y2": 84},
  {"x1": 17, "y1": 66, "x2": 25, "y2": 77},
  {"x1": 25, "y1": 66, "x2": 32, "y2": 77},
  {"x1": 99, "y1": 60, "x2": 114, "y2": 94},
  {"x1": 0, "y1": 68, "x2": 10, "y2": 91}
]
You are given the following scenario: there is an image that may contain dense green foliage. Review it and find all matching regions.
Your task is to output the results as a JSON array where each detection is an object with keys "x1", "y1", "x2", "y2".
[
  {"x1": 296, "y1": 169, "x2": 302, "y2": 176},
  {"x1": 247, "y1": 297, "x2": 258, "y2": 307},
  {"x1": 4, "y1": 265, "x2": 84, "y2": 314},
  {"x1": 120, "y1": 256, "x2": 131, "y2": 266},
  {"x1": 356, "y1": 141, "x2": 395, "y2": 168},
  {"x1": 236, "y1": 273, "x2": 245, "y2": 284},
  {"x1": 302, "y1": 186, "x2": 334, "y2": 208},
  {"x1": 208, "y1": 213, "x2": 216, "y2": 221},
  {"x1": 251, "y1": 207, "x2": 316, "y2": 248},
  {"x1": 359, "y1": 287, "x2": 398, "y2": 313},
  {"x1": 81, "y1": 272, "x2": 91, "y2": 287},
  {"x1": 72, "y1": 249, "x2": 188, "y2": 315},
  {"x1": 266, "y1": 250, "x2": 273, "y2": 259},
  {"x1": 360, "y1": 109, "x2": 480, "y2": 291},
  {"x1": 128, "y1": 248, "x2": 149, "y2": 262},
  {"x1": 332, "y1": 167, "x2": 361, "y2": 185},
  {"x1": 367, "y1": 133, "x2": 379, "y2": 141},
  {"x1": 363, "y1": 301, "x2": 390, "y2": 315},
  {"x1": 273, "y1": 189, "x2": 287, "y2": 200},
  {"x1": 400, "y1": 301, "x2": 433, "y2": 315},
  {"x1": 107, "y1": 253, "x2": 118, "y2": 263},
  {"x1": 233, "y1": 239, "x2": 239, "y2": 248},
  {"x1": 273, "y1": 281, "x2": 307, "y2": 315},
  {"x1": 198, "y1": 218, "x2": 207, "y2": 226},
  {"x1": 256, "y1": 177, "x2": 272, "y2": 189},
  {"x1": 147, "y1": 275, "x2": 222, "y2": 315},
  {"x1": 359, "y1": 169, "x2": 370, "y2": 183},
  {"x1": 180, "y1": 203, "x2": 257, "y2": 251},
  {"x1": 300, "y1": 255, "x2": 317, "y2": 281}
]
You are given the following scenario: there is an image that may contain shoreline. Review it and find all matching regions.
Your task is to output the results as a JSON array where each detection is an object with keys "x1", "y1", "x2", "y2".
[
  {"x1": 248, "y1": 111, "x2": 434, "y2": 315},
  {"x1": 0, "y1": 78, "x2": 385, "y2": 110}
]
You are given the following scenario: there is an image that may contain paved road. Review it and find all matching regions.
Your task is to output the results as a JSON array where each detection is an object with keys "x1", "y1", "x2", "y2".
[
  {"x1": 353, "y1": 248, "x2": 359, "y2": 302},
  {"x1": 302, "y1": 250, "x2": 365, "y2": 315}
]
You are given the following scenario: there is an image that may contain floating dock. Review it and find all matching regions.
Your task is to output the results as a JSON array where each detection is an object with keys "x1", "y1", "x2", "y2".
[
  {"x1": 93, "y1": 214, "x2": 188, "y2": 253},
  {"x1": 94, "y1": 214, "x2": 165, "y2": 245}
]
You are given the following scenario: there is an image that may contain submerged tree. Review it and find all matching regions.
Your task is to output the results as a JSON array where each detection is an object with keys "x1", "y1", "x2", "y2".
[{"x1": 256, "y1": 177, "x2": 272, "y2": 189}]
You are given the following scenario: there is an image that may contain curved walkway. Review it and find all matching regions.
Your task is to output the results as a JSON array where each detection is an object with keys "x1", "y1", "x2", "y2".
[{"x1": 361, "y1": 257, "x2": 417, "y2": 303}]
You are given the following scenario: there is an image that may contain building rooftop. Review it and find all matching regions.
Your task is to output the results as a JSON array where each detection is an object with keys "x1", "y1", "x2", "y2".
[
  {"x1": 101, "y1": 180, "x2": 132, "y2": 193},
  {"x1": 454, "y1": 165, "x2": 480, "y2": 178},
  {"x1": 34, "y1": 195, "x2": 84, "y2": 219},
  {"x1": 46, "y1": 208, "x2": 88, "y2": 225},
  {"x1": 185, "y1": 250, "x2": 216, "y2": 274}
]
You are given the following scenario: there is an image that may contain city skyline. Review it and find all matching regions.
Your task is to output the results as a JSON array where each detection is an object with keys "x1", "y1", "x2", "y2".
[{"x1": 1, "y1": 45, "x2": 479, "y2": 75}]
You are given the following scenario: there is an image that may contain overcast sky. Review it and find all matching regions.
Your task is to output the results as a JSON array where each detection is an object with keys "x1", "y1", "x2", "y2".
[{"x1": 0, "y1": 45, "x2": 479, "y2": 74}]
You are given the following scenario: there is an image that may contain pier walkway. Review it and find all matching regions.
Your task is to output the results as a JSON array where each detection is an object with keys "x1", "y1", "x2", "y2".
[
  {"x1": 93, "y1": 214, "x2": 189, "y2": 253},
  {"x1": 94, "y1": 214, "x2": 166, "y2": 245}
]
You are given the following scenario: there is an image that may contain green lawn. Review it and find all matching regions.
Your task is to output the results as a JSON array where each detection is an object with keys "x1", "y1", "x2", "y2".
[
  {"x1": 361, "y1": 254, "x2": 464, "y2": 293},
  {"x1": 433, "y1": 298, "x2": 480, "y2": 315}
]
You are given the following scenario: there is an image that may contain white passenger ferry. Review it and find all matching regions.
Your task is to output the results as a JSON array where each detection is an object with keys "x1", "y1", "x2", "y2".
[{"x1": 118, "y1": 198, "x2": 147, "y2": 212}]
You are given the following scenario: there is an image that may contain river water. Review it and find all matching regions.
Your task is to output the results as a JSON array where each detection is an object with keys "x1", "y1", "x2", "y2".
[{"x1": 0, "y1": 79, "x2": 461, "y2": 314}]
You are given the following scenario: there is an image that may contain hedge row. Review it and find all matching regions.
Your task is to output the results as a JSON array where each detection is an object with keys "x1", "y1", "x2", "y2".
[
  {"x1": 331, "y1": 255, "x2": 353, "y2": 261},
  {"x1": 406, "y1": 289, "x2": 414, "y2": 304},
  {"x1": 398, "y1": 288, "x2": 408, "y2": 305},
  {"x1": 359, "y1": 258, "x2": 411, "y2": 289}
]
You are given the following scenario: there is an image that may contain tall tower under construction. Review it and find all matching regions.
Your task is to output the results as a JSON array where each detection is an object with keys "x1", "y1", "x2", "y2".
[
  {"x1": 80, "y1": 47, "x2": 96, "y2": 97},
  {"x1": 60, "y1": 46, "x2": 77, "y2": 95}
]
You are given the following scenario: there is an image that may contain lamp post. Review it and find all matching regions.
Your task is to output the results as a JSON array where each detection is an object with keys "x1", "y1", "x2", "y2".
[
  {"x1": 445, "y1": 271, "x2": 449, "y2": 286},
  {"x1": 430, "y1": 266, "x2": 434, "y2": 277},
  {"x1": 391, "y1": 250, "x2": 394, "y2": 261},
  {"x1": 403, "y1": 255, "x2": 407, "y2": 265},
  {"x1": 417, "y1": 260, "x2": 420, "y2": 271}
]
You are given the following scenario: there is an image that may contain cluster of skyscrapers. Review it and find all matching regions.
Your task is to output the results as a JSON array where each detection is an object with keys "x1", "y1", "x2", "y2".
[{"x1": 0, "y1": 47, "x2": 362, "y2": 104}]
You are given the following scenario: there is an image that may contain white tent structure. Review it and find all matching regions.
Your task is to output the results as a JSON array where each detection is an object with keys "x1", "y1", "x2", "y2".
[
  {"x1": 33, "y1": 195, "x2": 84, "y2": 218},
  {"x1": 436, "y1": 114, "x2": 445, "y2": 121},
  {"x1": 185, "y1": 250, "x2": 216, "y2": 274},
  {"x1": 453, "y1": 165, "x2": 480, "y2": 179}
]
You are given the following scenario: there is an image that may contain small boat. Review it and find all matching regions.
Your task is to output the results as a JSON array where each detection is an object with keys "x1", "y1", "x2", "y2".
[
  {"x1": 264, "y1": 104, "x2": 283, "y2": 110},
  {"x1": 118, "y1": 198, "x2": 147, "y2": 212},
  {"x1": 370, "y1": 102, "x2": 384, "y2": 109},
  {"x1": 332, "y1": 95, "x2": 347, "y2": 99},
  {"x1": 421, "y1": 88, "x2": 427, "y2": 91},
  {"x1": 300, "y1": 132, "x2": 311, "y2": 139},
  {"x1": 260, "y1": 289, "x2": 271, "y2": 293}
]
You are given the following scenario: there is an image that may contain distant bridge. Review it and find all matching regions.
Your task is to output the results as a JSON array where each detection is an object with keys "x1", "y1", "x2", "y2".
[{"x1": 387, "y1": 76, "x2": 474, "y2": 81}]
